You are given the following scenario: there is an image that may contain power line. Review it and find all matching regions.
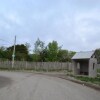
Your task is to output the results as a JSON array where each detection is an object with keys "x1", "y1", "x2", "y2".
[
  {"x1": 0, "y1": 38, "x2": 12, "y2": 44},
  {"x1": 0, "y1": 44, "x2": 10, "y2": 46}
]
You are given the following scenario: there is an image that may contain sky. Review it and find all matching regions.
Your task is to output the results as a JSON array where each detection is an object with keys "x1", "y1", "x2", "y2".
[{"x1": 0, "y1": 0, "x2": 100, "y2": 52}]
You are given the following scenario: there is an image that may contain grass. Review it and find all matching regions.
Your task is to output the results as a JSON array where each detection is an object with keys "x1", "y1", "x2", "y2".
[
  {"x1": 66, "y1": 69, "x2": 100, "y2": 86},
  {"x1": 0, "y1": 67, "x2": 67, "y2": 72},
  {"x1": 75, "y1": 76, "x2": 100, "y2": 86}
]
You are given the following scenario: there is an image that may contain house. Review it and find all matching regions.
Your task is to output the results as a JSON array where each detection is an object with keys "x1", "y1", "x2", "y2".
[{"x1": 72, "y1": 51, "x2": 97, "y2": 77}]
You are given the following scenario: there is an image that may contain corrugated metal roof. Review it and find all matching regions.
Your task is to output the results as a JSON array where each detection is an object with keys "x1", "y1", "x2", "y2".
[{"x1": 72, "y1": 51, "x2": 95, "y2": 60}]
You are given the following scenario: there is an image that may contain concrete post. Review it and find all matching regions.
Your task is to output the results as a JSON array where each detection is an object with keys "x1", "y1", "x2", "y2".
[
  {"x1": 89, "y1": 58, "x2": 97, "y2": 77},
  {"x1": 72, "y1": 60, "x2": 78, "y2": 75}
]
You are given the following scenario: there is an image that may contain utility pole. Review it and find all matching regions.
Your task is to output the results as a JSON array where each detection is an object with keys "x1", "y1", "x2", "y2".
[{"x1": 12, "y1": 36, "x2": 16, "y2": 68}]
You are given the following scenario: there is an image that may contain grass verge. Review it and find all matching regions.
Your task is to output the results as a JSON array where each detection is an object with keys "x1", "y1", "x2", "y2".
[
  {"x1": 0, "y1": 67, "x2": 68, "y2": 72},
  {"x1": 75, "y1": 76, "x2": 100, "y2": 86}
]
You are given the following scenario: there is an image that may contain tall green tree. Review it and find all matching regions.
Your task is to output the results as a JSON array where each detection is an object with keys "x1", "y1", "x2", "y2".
[
  {"x1": 34, "y1": 38, "x2": 45, "y2": 54},
  {"x1": 33, "y1": 38, "x2": 45, "y2": 61},
  {"x1": 47, "y1": 41, "x2": 61, "y2": 61}
]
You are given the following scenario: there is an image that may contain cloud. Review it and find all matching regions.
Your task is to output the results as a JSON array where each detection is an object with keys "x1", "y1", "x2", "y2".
[
  {"x1": 69, "y1": 9, "x2": 100, "y2": 51},
  {"x1": 6, "y1": 13, "x2": 21, "y2": 25},
  {"x1": 0, "y1": 0, "x2": 100, "y2": 52}
]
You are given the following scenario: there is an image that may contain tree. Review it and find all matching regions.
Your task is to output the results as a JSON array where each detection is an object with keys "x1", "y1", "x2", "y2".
[
  {"x1": 47, "y1": 41, "x2": 61, "y2": 61},
  {"x1": 27, "y1": 54, "x2": 34, "y2": 61},
  {"x1": 57, "y1": 50, "x2": 76, "y2": 62},
  {"x1": 0, "y1": 46, "x2": 7, "y2": 60},
  {"x1": 32, "y1": 54, "x2": 40, "y2": 62},
  {"x1": 39, "y1": 47, "x2": 48, "y2": 61},
  {"x1": 57, "y1": 50, "x2": 69, "y2": 62},
  {"x1": 34, "y1": 38, "x2": 45, "y2": 54},
  {"x1": 67, "y1": 51, "x2": 76, "y2": 62},
  {"x1": 95, "y1": 49, "x2": 100, "y2": 64},
  {"x1": 33, "y1": 38, "x2": 45, "y2": 61},
  {"x1": 25, "y1": 42, "x2": 31, "y2": 53},
  {"x1": 7, "y1": 44, "x2": 29, "y2": 61}
]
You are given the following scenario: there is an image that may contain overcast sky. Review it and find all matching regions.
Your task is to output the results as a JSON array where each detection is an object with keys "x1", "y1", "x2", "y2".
[{"x1": 0, "y1": 0, "x2": 100, "y2": 52}]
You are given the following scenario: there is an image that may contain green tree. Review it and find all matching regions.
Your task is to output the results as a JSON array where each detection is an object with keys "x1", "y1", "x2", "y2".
[
  {"x1": 32, "y1": 54, "x2": 40, "y2": 62},
  {"x1": 0, "y1": 46, "x2": 7, "y2": 60},
  {"x1": 25, "y1": 42, "x2": 31, "y2": 53},
  {"x1": 67, "y1": 51, "x2": 76, "y2": 62},
  {"x1": 33, "y1": 38, "x2": 45, "y2": 61},
  {"x1": 47, "y1": 41, "x2": 61, "y2": 61},
  {"x1": 27, "y1": 54, "x2": 34, "y2": 61},
  {"x1": 39, "y1": 47, "x2": 48, "y2": 61},
  {"x1": 57, "y1": 50, "x2": 69, "y2": 62},
  {"x1": 7, "y1": 44, "x2": 29, "y2": 61},
  {"x1": 95, "y1": 49, "x2": 100, "y2": 64},
  {"x1": 34, "y1": 38, "x2": 45, "y2": 54}
]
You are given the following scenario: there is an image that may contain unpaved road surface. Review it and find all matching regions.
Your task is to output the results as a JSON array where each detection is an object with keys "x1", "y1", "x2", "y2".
[{"x1": 0, "y1": 71, "x2": 100, "y2": 100}]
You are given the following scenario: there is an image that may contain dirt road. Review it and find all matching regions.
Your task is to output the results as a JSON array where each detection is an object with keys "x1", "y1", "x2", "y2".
[{"x1": 0, "y1": 71, "x2": 99, "y2": 100}]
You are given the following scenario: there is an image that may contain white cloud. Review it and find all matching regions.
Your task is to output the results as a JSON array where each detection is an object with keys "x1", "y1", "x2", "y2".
[
  {"x1": 6, "y1": 13, "x2": 22, "y2": 26},
  {"x1": 70, "y1": 9, "x2": 100, "y2": 51},
  {"x1": 0, "y1": 0, "x2": 100, "y2": 52},
  {"x1": 7, "y1": 14, "x2": 21, "y2": 25}
]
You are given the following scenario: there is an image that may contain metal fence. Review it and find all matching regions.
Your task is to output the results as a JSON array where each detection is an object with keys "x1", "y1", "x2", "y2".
[{"x1": 0, "y1": 61, "x2": 73, "y2": 71}]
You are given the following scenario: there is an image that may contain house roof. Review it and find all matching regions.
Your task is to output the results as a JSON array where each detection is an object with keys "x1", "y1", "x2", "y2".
[{"x1": 72, "y1": 51, "x2": 95, "y2": 60}]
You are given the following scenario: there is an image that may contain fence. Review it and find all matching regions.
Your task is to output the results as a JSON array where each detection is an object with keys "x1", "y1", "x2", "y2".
[{"x1": 0, "y1": 61, "x2": 73, "y2": 71}]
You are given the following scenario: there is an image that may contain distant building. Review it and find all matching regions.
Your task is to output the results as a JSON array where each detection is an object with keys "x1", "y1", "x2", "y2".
[{"x1": 72, "y1": 51, "x2": 97, "y2": 77}]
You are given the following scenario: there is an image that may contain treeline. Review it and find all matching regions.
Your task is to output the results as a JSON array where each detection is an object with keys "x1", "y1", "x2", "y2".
[{"x1": 0, "y1": 38, "x2": 76, "y2": 62}]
